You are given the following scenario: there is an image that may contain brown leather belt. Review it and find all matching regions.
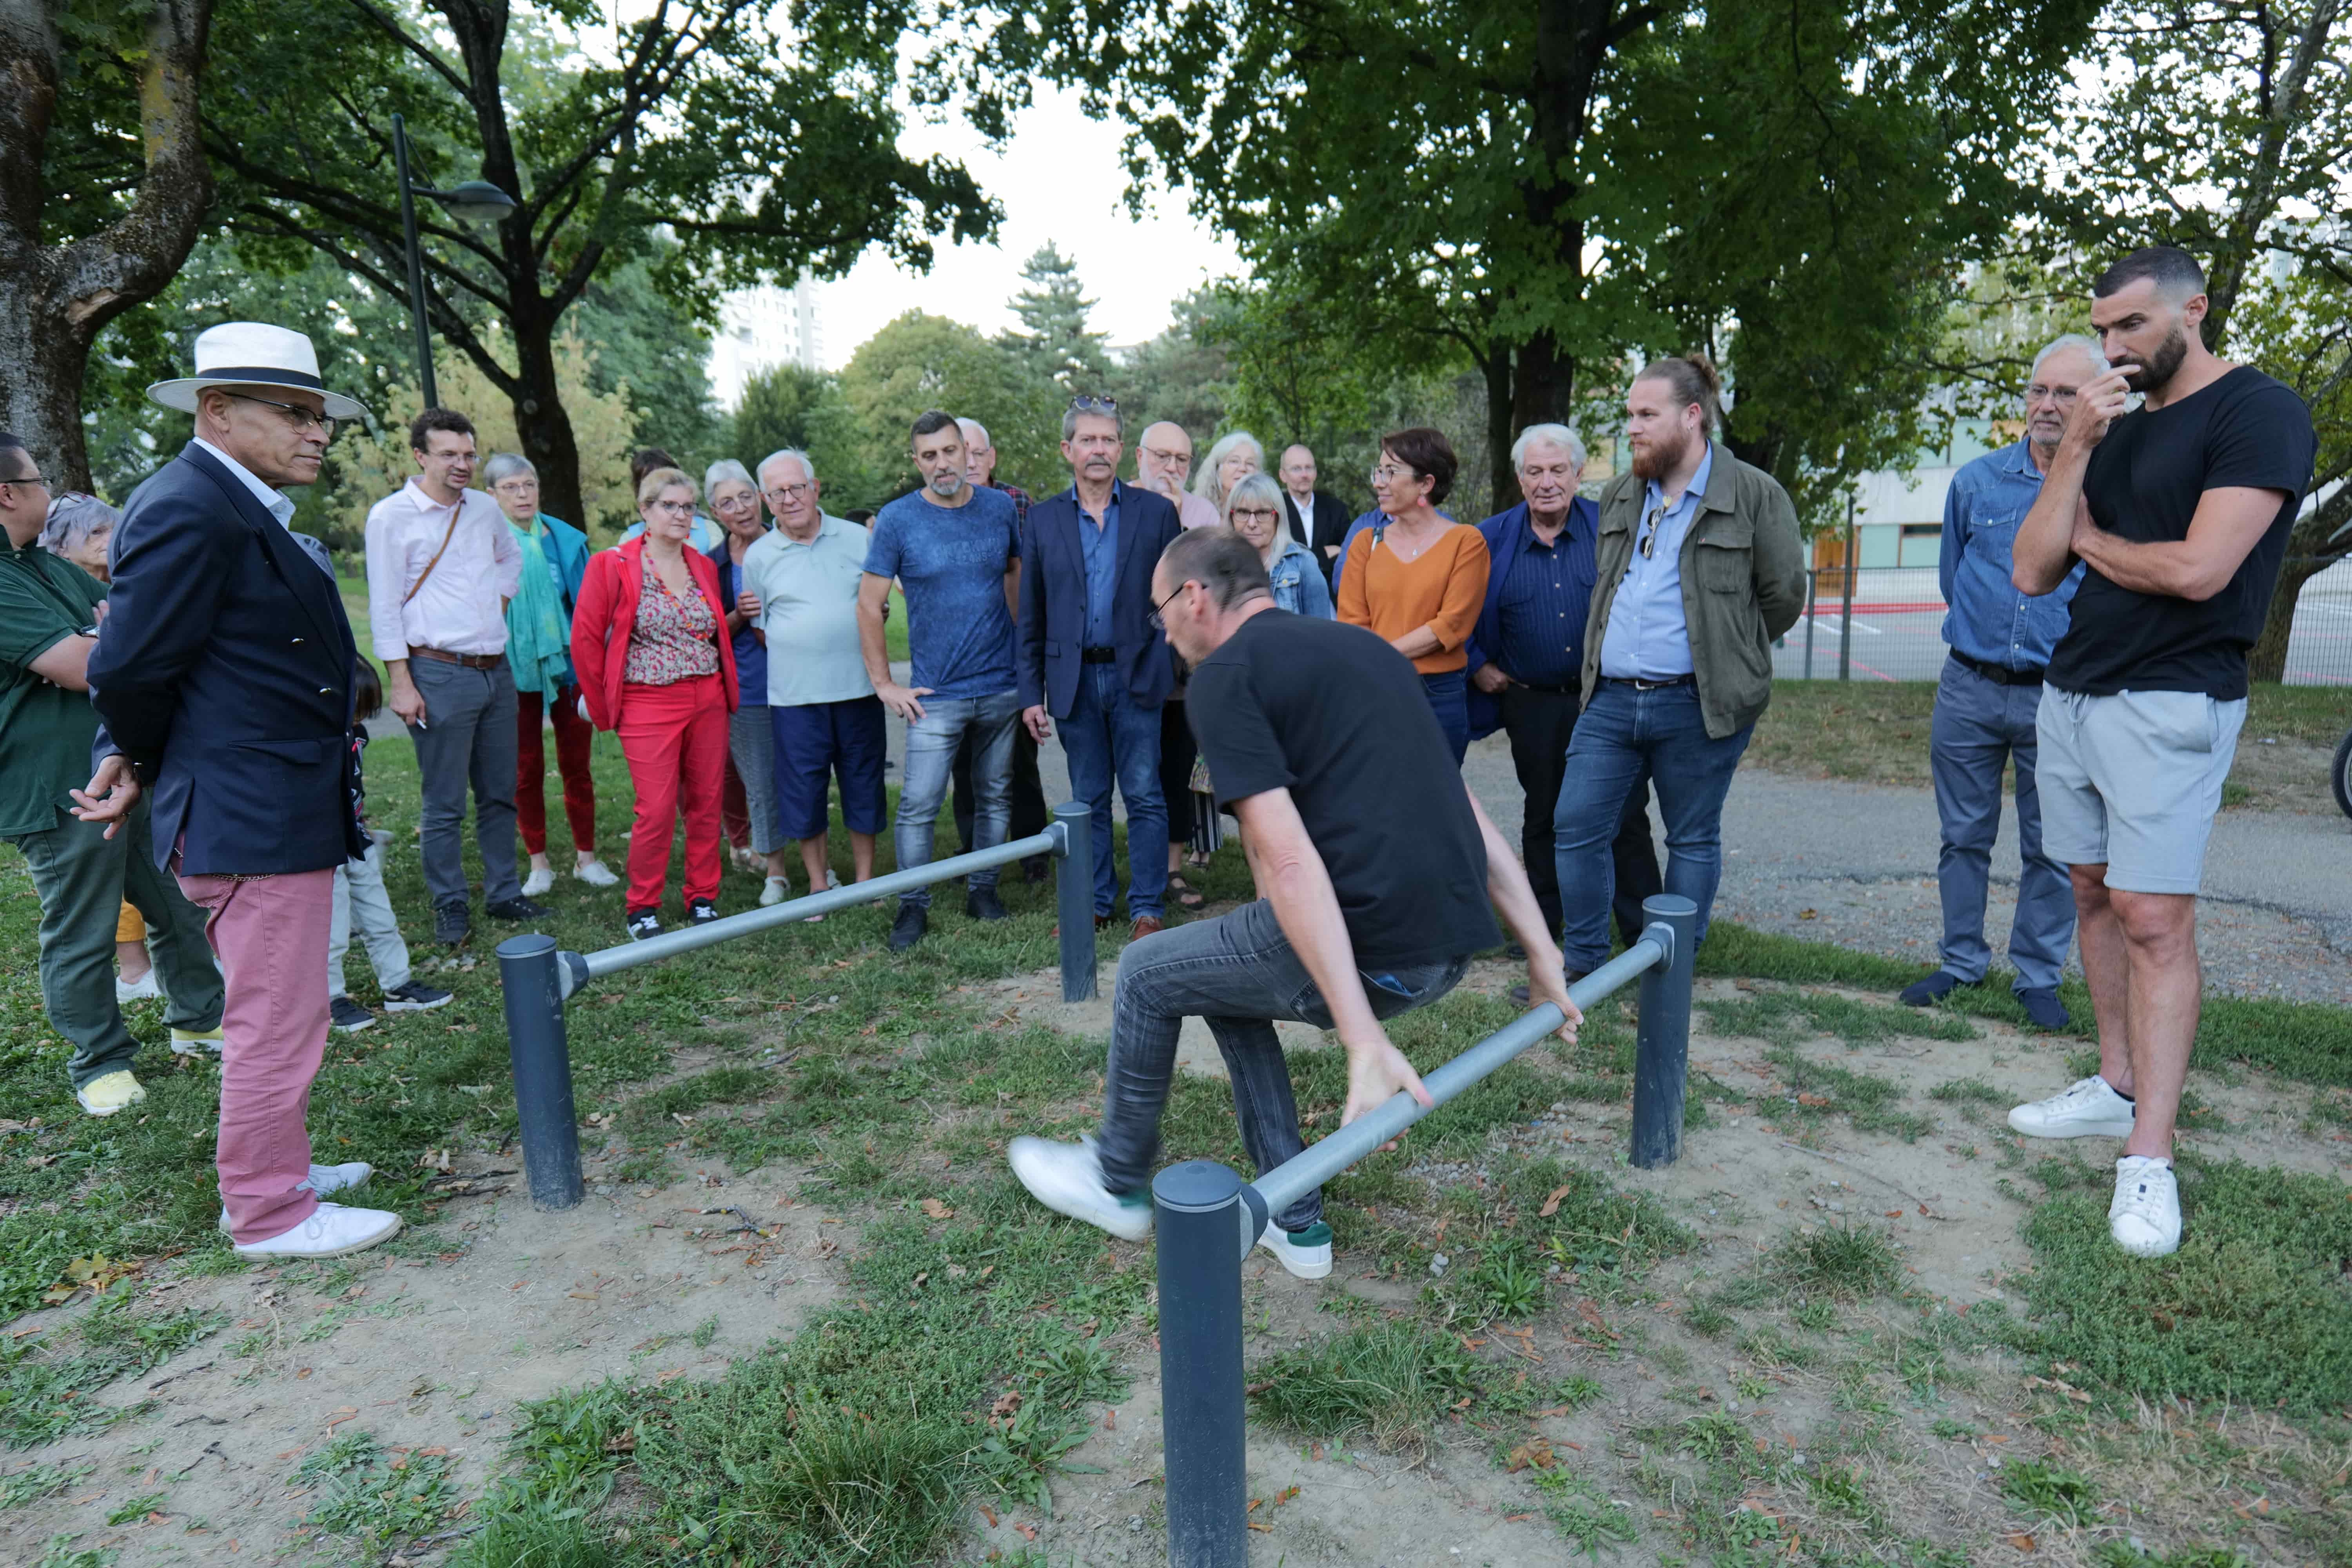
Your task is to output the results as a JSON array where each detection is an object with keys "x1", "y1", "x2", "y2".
[{"x1": 410, "y1": 646, "x2": 506, "y2": 670}]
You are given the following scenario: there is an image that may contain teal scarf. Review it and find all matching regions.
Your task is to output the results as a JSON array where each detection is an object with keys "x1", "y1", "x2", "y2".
[{"x1": 506, "y1": 517, "x2": 573, "y2": 698}]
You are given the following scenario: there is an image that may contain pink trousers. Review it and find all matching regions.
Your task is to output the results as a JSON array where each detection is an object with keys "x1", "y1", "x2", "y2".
[{"x1": 176, "y1": 867, "x2": 335, "y2": 1244}]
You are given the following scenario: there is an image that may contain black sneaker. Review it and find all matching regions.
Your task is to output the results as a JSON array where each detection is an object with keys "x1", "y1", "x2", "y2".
[
  {"x1": 1898, "y1": 970, "x2": 1973, "y2": 1007},
  {"x1": 888, "y1": 904, "x2": 927, "y2": 951},
  {"x1": 328, "y1": 995, "x2": 375, "y2": 1033},
  {"x1": 626, "y1": 908, "x2": 662, "y2": 941},
  {"x1": 433, "y1": 904, "x2": 471, "y2": 946},
  {"x1": 964, "y1": 886, "x2": 1009, "y2": 922},
  {"x1": 485, "y1": 895, "x2": 550, "y2": 921},
  {"x1": 2016, "y1": 987, "x2": 2071, "y2": 1031},
  {"x1": 1022, "y1": 856, "x2": 1052, "y2": 884},
  {"x1": 687, "y1": 898, "x2": 721, "y2": 925},
  {"x1": 380, "y1": 980, "x2": 453, "y2": 1013}
]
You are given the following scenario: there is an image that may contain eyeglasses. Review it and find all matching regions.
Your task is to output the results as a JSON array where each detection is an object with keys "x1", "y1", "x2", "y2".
[
  {"x1": 1370, "y1": 465, "x2": 1417, "y2": 486},
  {"x1": 766, "y1": 483, "x2": 813, "y2": 504},
  {"x1": 714, "y1": 491, "x2": 760, "y2": 510},
  {"x1": 1069, "y1": 395, "x2": 1119, "y2": 413},
  {"x1": 2025, "y1": 383, "x2": 2079, "y2": 406},
  {"x1": 1, "y1": 470, "x2": 50, "y2": 491},
  {"x1": 1141, "y1": 446, "x2": 1190, "y2": 468},
  {"x1": 1636, "y1": 503, "x2": 1665, "y2": 560},
  {"x1": 1229, "y1": 508, "x2": 1279, "y2": 523},
  {"x1": 494, "y1": 477, "x2": 539, "y2": 494},
  {"x1": 227, "y1": 392, "x2": 336, "y2": 439},
  {"x1": 1149, "y1": 580, "x2": 1193, "y2": 631},
  {"x1": 652, "y1": 499, "x2": 695, "y2": 517}
]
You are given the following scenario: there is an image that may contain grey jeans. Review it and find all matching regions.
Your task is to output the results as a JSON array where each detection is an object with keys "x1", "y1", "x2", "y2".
[
  {"x1": 406, "y1": 656, "x2": 522, "y2": 910},
  {"x1": 1929, "y1": 656, "x2": 2073, "y2": 993},
  {"x1": 1094, "y1": 898, "x2": 1470, "y2": 1231}
]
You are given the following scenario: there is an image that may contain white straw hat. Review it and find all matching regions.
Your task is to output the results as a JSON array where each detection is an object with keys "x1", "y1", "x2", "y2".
[{"x1": 147, "y1": 322, "x2": 367, "y2": 422}]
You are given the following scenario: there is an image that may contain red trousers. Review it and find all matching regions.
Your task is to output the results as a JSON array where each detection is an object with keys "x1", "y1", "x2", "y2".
[
  {"x1": 517, "y1": 684, "x2": 598, "y2": 856},
  {"x1": 617, "y1": 675, "x2": 728, "y2": 911}
]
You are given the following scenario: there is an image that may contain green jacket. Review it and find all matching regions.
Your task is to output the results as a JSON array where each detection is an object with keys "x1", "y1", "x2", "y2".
[{"x1": 1579, "y1": 440, "x2": 1808, "y2": 739}]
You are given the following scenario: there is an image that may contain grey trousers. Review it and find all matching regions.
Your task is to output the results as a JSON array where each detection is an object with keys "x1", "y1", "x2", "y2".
[
  {"x1": 406, "y1": 656, "x2": 523, "y2": 910},
  {"x1": 1929, "y1": 656, "x2": 2074, "y2": 994},
  {"x1": 727, "y1": 703, "x2": 782, "y2": 856},
  {"x1": 328, "y1": 839, "x2": 412, "y2": 997}
]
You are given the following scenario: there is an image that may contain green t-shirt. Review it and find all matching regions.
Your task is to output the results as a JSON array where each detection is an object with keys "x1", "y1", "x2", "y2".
[{"x1": 0, "y1": 537, "x2": 107, "y2": 839}]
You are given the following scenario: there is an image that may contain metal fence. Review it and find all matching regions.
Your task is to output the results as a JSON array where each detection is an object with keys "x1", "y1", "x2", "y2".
[
  {"x1": 493, "y1": 800, "x2": 1101, "y2": 1210},
  {"x1": 1777, "y1": 557, "x2": 2352, "y2": 685},
  {"x1": 1152, "y1": 894, "x2": 1700, "y2": 1567}
]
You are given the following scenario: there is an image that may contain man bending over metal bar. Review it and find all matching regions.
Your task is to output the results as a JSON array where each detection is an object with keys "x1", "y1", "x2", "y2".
[{"x1": 1010, "y1": 527, "x2": 1580, "y2": 1280}]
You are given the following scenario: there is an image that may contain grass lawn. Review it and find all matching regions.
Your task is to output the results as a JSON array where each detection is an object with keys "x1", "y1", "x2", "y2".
[
  {"x1": 3, "y1": 621, "x2": 2348, "y2": 1563},
  {"x1": 1747, "y1": 681, "x2": 2349, "y2": 812}
]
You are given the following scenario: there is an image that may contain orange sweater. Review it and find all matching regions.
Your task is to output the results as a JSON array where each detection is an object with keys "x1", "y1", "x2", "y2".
[{"x1": 1338, "y1": 524, "x2": 1491, "y2": 673}]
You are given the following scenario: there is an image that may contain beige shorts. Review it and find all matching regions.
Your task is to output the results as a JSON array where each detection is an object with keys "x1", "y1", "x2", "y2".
[{"x1": 2034, "y1": 687, "x2": 2244, "y2": 895}]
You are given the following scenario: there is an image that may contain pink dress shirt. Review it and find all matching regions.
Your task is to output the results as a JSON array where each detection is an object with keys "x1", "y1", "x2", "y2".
[{"x1": 364, "y1": 479, "x2": 523, "y2": 660}]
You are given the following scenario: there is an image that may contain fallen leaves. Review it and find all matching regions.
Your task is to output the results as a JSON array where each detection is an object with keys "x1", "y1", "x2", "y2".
[
  {"x1": 920, "y1": 1197, "x2": 955, "y2": 1220},
  {"x1": 1504, "y1": 1440, "x2": 1559, "y2": 1473},
  {"x1": 1538, "y1": 1183, "x2": 1572, "y2": 1218},
  {"x1": 2005, "y1": 1532, "x2": 2038, "y2": 1552},
  {"x1": 42, "y1": 1253, "x2": 141, "y2": 1305}
]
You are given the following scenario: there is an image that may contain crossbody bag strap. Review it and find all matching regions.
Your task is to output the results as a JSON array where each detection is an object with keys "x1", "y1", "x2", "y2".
[{"x1": 401, "y1": 498, "x2": 465, "y2": 606}]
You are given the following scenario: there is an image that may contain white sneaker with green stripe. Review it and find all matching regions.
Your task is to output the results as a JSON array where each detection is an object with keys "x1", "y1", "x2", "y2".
[{"x1": 1255, "y1": 1220, "x2": 1333, "y2": 1280}]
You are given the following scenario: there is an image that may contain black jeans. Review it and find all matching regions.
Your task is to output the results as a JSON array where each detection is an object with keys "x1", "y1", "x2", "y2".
[
  {"x1": 1499, "y1": 683, "x2": 1661, "y2": 947},
  {"x1": 1094, "y1": 899, "x2": 1469, "y2": 1231},
  {"x1": 952, "y1": 722, "x2": 1048, "y2": 871}
]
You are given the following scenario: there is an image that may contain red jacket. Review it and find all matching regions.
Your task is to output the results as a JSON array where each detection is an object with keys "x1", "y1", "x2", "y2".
[{"x1": 570, "y1": 536, "x2": 740, "y2": 730}]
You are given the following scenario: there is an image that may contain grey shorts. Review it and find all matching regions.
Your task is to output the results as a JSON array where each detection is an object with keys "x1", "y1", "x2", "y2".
[{"x1": 2034, "y1": 686, "x2": 2245, "y2": 895}]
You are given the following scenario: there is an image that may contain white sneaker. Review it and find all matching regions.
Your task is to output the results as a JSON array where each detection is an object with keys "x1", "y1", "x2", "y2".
[
  {"x1": 218, "y1": 1161, "x2": 376, "y2": 1234},
  {"x1": 521, "y1": 866, "x2": 556, "y2": 897},
  {"x1": 2007, "y1": 1075, "x2": 2136, "y2": 1139},
  {"x1": 1256, "y1": 1219, "x2": 1334, "y2": 1280},
  {"x1": 2109, "y1": 1155, "x2": 2181, "y2": 1257},
  {"x1": 230, "y1": 1201, "x2": 402, "y2": 1259},
  {"x1": 759, "y1": 875, "x2": 791, "y2": 907},
  {"x1": 116, "y1": 970, "x2": 162, "y2": 1004},
  {"x1": 574, "y1": 859, "x2": 619, "y2": 888},
  {"x1": 1008, "y1": 1136, "x2": 1153, "y2": 1241}
]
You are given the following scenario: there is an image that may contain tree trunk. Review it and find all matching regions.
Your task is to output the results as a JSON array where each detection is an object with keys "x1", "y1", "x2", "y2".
[
  {"x1": 0, "y1": 0, "x2": 214, "y2": 490},
  {"x1": 2245, "y1": 490, "x2": 2350, "y2": 683},
  {"x1": 1483, "y1": 347, "x2": 1517, "y2": 510},
  {"x1": 508, "y1": 310, "x2": 586, "y2": 532}
]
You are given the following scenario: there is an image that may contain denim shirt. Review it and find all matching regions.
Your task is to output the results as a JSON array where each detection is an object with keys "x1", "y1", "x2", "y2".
[
  {"x1": 1076, "y1": 482, "x2": 1122, "y2": 647},
  {"x1": 1599, "y1": 445, "x2": 1713, "y2": 680},
  {"x1": 1267, "y1": 541, "x2": 1334, "y2": 618},
  {"x1": 1939, "y1": 439, "x2": 2083, "y2": 671}
]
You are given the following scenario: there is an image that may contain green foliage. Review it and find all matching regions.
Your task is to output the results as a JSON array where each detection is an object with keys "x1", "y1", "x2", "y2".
[
  {"x1": 290, "y1": 1430, "x2": 461, "y2": 1546},
  {"x1": 1244, "y1": 1321, "x2": 1500, "y2": 1453},
  {"x1": 1002, "y1": 243, "x2": 1111, "y2": 390},
  {"x1": 2013, "y1": 1157, "x2": 2352, "y2": 1413},
  {"x1": 835, "y1": 312, "x2": 1062, "y2": 503},
  {"x1": 1103, "y1": 289, "x2": 1234, "y2": 454},
  {"x1": 1771, "y1": 1225, "x2": 1902, "y2": 1302},
  {"x1": 1998, "y1": 1457, "x2": 2099, "y2": 1526},
  {"x1": 0, "y1": 1295, "x2": 224, "y2": 1449},
  {"x1": 728, "y1": 363, "x2": 864, "y2": 504}
]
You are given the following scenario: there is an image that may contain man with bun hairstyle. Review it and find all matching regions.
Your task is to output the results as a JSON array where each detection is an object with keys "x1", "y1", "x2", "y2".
[{"x1": 1550, "y1": 354, "x2": 1806, "y2": 981}]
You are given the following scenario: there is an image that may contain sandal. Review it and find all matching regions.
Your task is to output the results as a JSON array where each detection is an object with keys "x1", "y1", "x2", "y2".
[{"x1": 1167, "y1": 873, "x2": 1207, "y2": 910}]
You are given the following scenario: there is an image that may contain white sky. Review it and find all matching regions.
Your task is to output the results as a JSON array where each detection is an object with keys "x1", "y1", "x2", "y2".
[{"x1": 811, "y1": 85, "x2": 1244, "y2": 369}]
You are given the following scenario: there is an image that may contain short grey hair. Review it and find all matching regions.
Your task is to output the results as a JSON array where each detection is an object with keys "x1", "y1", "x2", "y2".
[
  {"x1": 956, "y1": 417, "x2": 991, "y2": 451},
  {"x1": 757, "y1": 448, "x2": 815, "y2": 490},
  {"x1": 1510, "y1": 423, "x2": 1587, "y2": 472},
  {"x1": 1191, "y1": 430, "x2": 1265, "y2": 507},
  {"x1": 481, "y1": 452, "x2": 536, "y2": 489},
  {"x1": 1062, "y1": 397, "x2": 1123, "y2": 441},
  {"x1": 2030, "y1": 333, "x2": 2109, "y2": 385},
  {"x1": 40, "y1": 491, "x2": 119, "y2": 559},
  {"x1": 704, "y1": 458, "x2": 756, "y2": 496},
  {"x1": 1223, "y1": 472, "x2": 1292, "y2": 557}
]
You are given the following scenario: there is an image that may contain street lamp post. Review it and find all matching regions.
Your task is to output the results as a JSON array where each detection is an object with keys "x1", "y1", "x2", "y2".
[{"x1": 390, "y1": 113, "x2": 517, "y2": 410}]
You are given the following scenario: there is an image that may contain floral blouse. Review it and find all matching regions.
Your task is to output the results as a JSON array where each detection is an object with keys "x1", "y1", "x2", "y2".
[{"x1": 623, "y1": 559, "x2": 721, "y2": 685}]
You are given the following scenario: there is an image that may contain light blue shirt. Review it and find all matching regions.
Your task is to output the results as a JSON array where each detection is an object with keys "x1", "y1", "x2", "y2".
[
  {"x1": 1600, "y1": 446, "x2": 1713, "y2": 680},
  {"x1": 1077, "y1": 482, "x2": 1122, "y2": 648},
  {"x1": 1939, "y1": 439, "x2": 2083, "y2": 671},
  {"x1": 741, "y1": 514, "x2": 873, "y2": 707}
]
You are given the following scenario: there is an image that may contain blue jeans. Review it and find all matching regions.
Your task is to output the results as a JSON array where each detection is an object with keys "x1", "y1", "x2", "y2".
[
  {"x1": 1553, "y1": 681, "x2": 1751, "y2": 974},
  {"x1": 894, "y1": 689, "x2": 1020, "y2": 907},
  {"x1": 1094, "y1": 899, "x2": 1468, "y2": 1231},
  {"x1": 1422, "y1": 669, "x2": 1469, "y2": 764},
  {"x1": 1060, "y1": 664, "x2": 1169, "y2": 920},
  {"x1": 1930, "y1": 657, "x2": 2073, "y2": 993}
]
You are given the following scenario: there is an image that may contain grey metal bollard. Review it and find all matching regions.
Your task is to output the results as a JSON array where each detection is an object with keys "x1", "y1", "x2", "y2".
[
  {"x1": 1629, "y1": 894, "x2": 1699, "y2": 1168},
  {"x1": 1053, "y1": 799, "x2": 1099, "y2": 1003},
  {"x1": 496, "y1": 934, "x2": 584, "y2": 1209},
  {"x1": 1154, "y1": 1160, "x2": 1249, "y2": 1568}
]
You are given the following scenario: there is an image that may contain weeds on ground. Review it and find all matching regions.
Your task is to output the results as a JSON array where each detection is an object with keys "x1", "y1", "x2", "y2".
[
  {"x1": 0, "y1": 1291, "x2": 223, "y2": 1448},
  {"x1": 1999, "y1": 1455, "x2": 2100, "y2": 1526},
  {"x1": 290, "y1": 1430, "x2": 461, "y2": 1548}
]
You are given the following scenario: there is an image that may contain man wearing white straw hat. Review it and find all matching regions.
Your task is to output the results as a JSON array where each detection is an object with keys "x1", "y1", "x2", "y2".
[{"x1": 74, "y1": 322, "x2": 405, "y2": 1260}]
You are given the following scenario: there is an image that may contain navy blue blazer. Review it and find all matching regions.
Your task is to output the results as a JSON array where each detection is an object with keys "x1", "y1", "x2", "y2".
[
  {"x1": 89, "y1": 442, "x2": 366, "y2": 877},
  {"x1": 1016, "y1": 482, "x2": 1182, "y2": 719},
  {"x1": 1463, "y1": 496, "x2": 1600, "y2": 741}
]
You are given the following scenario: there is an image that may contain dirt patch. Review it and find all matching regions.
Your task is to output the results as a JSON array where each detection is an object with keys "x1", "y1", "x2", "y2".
[
  {"x1": 1, "y1": 1152, "x2": 844, "y2": 1564},
  {"x1": 962, "y1": 959, "x2": 2350, "y2": 1567}
]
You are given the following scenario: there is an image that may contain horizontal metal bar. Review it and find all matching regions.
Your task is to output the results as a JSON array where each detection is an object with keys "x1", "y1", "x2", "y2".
[
  {"x1": 578, "y1": 826, "x2": 1063, "y2": 980},
  {"x1": 1249, "y1": 936, "x2": 1667, "y2": 1220}
]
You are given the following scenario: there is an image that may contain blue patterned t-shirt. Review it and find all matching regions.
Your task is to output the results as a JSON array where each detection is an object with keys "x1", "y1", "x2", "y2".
[{"x1": 863, "y1": 486, "x2": 1022, "y2": 700}]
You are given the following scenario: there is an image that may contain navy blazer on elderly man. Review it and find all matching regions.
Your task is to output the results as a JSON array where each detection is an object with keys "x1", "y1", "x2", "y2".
[
  {"x1": 1016, "y1": 481, "x2": 1184, "y2": 719},
  {"x1": 88, "y1": 441, "x2": 367, "y2": 878}
]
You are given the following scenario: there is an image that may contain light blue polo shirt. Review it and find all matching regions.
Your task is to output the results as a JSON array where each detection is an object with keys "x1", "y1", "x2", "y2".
[{"x1": 742, "y1": 514, "x2": 874, "y2": 707}]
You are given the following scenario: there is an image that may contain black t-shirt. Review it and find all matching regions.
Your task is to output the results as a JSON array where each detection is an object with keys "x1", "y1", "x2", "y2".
[
  {"x1": 2049, "y1": 367, "x2": 2317, "y2": 700},
  {"x1": 1186, "y1": 609, "x2": 1501, "y2": 966}
]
